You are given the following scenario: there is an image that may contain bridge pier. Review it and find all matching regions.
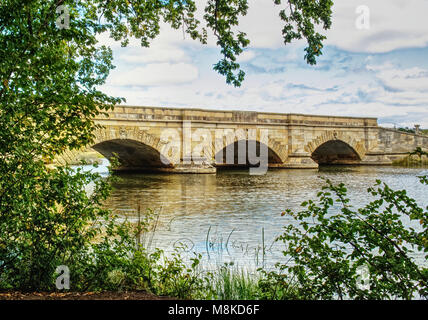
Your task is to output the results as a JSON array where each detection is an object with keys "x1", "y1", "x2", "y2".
[
  {"x1": 112, "y1": 156, "x2": 217, "y2": 174},
  {"x1": 281, "y1": 154, "x2": 319, "y2": 169},
  {"x1": 360, "y1": 152, "x2": 409, "y2": 165},
  {"x1": 111, "y1": 166, "x2": 216, "y2": 174},
  {"x1": 168, "y1": 158, "x2": 216, "y2": 174}
]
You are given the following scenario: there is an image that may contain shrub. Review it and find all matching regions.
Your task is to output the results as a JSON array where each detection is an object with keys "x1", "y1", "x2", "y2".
[
  {"x1": 0, "y1": 164, "x2": 113, "y2": 291},
  {"x1": 260, "y1": 176, "x2": 428, "y2": 300}
]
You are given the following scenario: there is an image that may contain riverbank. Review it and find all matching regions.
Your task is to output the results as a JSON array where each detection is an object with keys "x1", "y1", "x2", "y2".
[
  {"x1": 68, "y1": 150, "x2": 105, "y2": 165},
  {"x1": 392, "y1": 154, "x2": 428, "y2": 166},
  {"x1": 0, "y1": 291, "x2": 172, "y2": 300},
  {"x1": 51, "y1": 149, "x2": 105, "y2": 166}
]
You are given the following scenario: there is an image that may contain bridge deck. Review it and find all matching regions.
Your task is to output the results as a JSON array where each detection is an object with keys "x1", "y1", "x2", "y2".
[{"x1": 95, "y1": 105, "x2": 379, "y2": 128}]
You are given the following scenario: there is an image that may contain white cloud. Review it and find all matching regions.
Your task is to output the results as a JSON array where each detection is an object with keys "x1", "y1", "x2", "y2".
[
  {"x1": 96, "y1": 1, "x2": 428, "y2": 55},
  {"x1": 202, "y1": 0, "x2": 428, "y2": 54},
  {"x1": 101, "y1": 56, "x2": 428, "y2": 127},
  {"x1": 119, "y1": 46, "x2": 189, "y2": 64},
  {"x1": 107, "y1": 63, "x2": 199, "y2": 87},
  {"x1": 367, "y1": 63, "x2": 428, "y2": 92},
  {"x1": 325, "y1": 0, "x2": 428, "y2": 53},
  {"x1": 237, "y1": 0, "x2": 284, "y2": 49},
  {"x1": 236, "y1": 50, "x2": 257, "y2": 63}
]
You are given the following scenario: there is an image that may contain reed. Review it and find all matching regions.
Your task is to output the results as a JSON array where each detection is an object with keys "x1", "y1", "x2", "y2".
[{"x1": 210, "y1": 264, "x2": 262, "y2": 300}]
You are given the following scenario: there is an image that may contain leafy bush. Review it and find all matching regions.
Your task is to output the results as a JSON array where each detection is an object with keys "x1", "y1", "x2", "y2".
[
  {"x1": 398, "y1": 127, "x2": 416, "y2": 134},
  {"x1": 0, "y1": 161, "x2": 207, "y2": 298},
  {"x1": 260, "y1": 176, "x2": 428, "y2": 300},
  {"x1": 0, "y1": 164, "x2": 112, "y2": 291}
]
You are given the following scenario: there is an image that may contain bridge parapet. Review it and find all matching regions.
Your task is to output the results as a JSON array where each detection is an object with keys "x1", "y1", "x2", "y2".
[{"x1": 95, "y1": 106, "x2": 379, "y2": 128}]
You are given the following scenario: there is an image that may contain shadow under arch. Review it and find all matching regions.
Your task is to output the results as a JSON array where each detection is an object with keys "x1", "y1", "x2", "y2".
[
  {"x1": 214, "y1": 140, "x2": 283, "y2": 169},
  {"x1": 311, "y1": 140, "x2": 361, "y2": 165},
  {"x1": 92, "y1": 139, "x2": 172, "y2": 171}
]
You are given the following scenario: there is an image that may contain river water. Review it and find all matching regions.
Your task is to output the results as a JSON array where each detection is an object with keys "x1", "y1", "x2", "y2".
[{"x1": 86, "y1": 160, "x2": 428, "y2": 270}]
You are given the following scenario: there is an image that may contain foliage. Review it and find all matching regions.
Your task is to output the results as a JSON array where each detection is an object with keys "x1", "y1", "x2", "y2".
[
  {"x1": 0, "y1": 165, "x2": 113, "y2": 291},
  {"x1": 398, "y1": 127, "x2": 416, "y2": 134},
  {"x1": 70, "y1": 219, "x2": 210, "y2": 298},
  {"x1": 0, "y1": 188, "x2": 209, "y2": 298},
  {"x1": 392, "y1": 147, "x2": 428, "y2": 167},
  {"x1": 409, "y1": 147, "x2": 428, "y2": 159},
  {"x1": 142, "y1": 249, "x2": 209, "y2": 299},
  {"x1": 275, "y1": 0, "x2": 333, "y2": 65},
  {"x1": 260, "y1": 177, "x2": 428, "y2": 300}
]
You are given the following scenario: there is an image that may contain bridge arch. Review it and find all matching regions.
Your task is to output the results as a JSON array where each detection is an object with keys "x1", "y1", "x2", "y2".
[
  {"x1": 92, "y1": 139, "x2": 173, "y2": 170},
  {"x1": 92, "y1": 126, "x2": 175, "y2": 171},
  {"x1": 305, "y1": 131, "x2": 366, "y2": 165},
  {"x1": 214, "y1": 139, "x2": 285, "y2": 168}
]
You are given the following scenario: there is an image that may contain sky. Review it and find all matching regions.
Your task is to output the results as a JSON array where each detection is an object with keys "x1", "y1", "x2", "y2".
[{"x1": 97, "y1": 0, "x2": 428, "y2": 128}]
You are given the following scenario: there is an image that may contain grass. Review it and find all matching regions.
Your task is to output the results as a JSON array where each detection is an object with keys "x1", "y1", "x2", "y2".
[{"x1": 210, "y1": 264, "x2": 262, "y2": 300}]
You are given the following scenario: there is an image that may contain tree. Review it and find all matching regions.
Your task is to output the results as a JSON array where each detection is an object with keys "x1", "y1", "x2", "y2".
[{"x1": 0, "y1": 0, "x2": 333, "y2": 290}]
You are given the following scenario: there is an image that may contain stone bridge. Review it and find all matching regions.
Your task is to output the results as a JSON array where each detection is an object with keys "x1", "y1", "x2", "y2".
[{"x1": 57, "y1": 106, "x2": 428, "y2": 173}]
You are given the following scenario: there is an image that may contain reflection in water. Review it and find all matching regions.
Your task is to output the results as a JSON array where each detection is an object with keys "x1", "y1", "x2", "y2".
[{"x1": 100, "y1": 164, "x2": 428, "y2": 269}]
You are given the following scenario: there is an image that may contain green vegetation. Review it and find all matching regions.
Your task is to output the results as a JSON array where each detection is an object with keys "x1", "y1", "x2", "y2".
[
  {"x1": 398, "y1": 127, "x2": 416, "y2": 134},
  {"x1": 0, "y1": 165, "x2": 113, "y2": 291},
  {"x1": 261, "y1": 176, "x2": 428, "y2": 300},
  {"x1": 398, "y1": 127, "x2": 427, "y2": 136},
  {"x1": 210, "y1": 264, "x2": 261, "y2": 300},
  {"x1": 397, "y1": 127, "x2": 428, "y2": 136},
  {"x1": 409, "y1": 147, "x2": 428, "y2": 158},
  {"x1": 393, "y1": 147, "x2": 428, "y2": 167}
]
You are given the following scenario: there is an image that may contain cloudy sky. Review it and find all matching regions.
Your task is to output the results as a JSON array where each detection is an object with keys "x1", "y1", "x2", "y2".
[{"x1": 98, "y1": 0, "x2": 428, "y2": 128}]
